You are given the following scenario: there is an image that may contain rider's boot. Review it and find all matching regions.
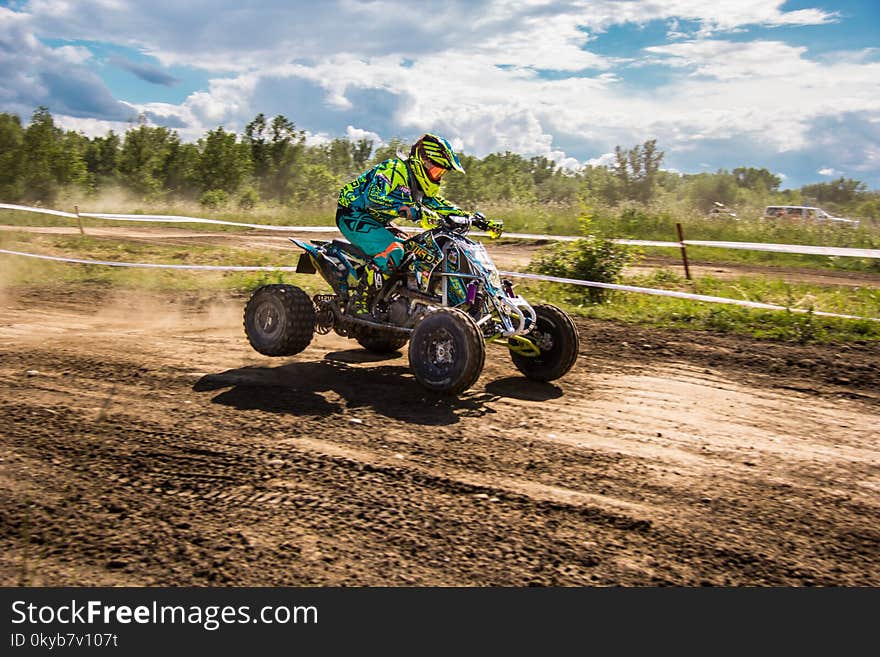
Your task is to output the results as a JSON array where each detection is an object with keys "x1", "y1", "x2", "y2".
[
  {"x1": 348, "y1": 264, "x2": 376, "y2": 318},
  {"x1": 349, "y1": 284, "x2": 372, "y2": 318},
  {"x1": 350, "y1": 263, "x2": 391, "y2": 319}
]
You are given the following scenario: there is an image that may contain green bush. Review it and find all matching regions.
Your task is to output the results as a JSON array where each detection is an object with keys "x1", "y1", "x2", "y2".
[
  {"x1": 199, "y1": 189, "x2": 229, "y2": 209},
  {"x1": 529, "y1": 235, "x2": 637, "y2": 303},
  {"x1": 237, "y1": 186, "x2": 260, "y2": 210}
]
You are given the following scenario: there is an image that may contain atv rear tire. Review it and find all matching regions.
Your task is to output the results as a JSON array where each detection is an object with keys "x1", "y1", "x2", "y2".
[
  {"x1": 355, "y1": 329, "x2": 408, "y2": 354},
  {"x1": 409, "y1": 308, "x2": 485, "y2": 395},
  {"x1": 510, "y1": 304, "x2": 579, "y2": 382},
  {"x1": 244, "y1": 284, "x2": 315, "y2": 356}
]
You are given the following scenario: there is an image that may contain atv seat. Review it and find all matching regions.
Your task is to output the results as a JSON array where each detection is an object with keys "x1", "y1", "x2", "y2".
[{"x1": 331, "y1": 239, "x2": 371, "y2": 262}]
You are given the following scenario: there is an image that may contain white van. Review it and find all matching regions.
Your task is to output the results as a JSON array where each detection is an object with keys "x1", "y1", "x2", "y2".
[{"x1": 763, "y1": 205, "x2": 860, "y2": 227}]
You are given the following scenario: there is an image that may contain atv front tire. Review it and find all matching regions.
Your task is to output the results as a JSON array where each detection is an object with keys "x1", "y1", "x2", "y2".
[
  {"x1": 510, "y1": 304, "x2": 579, "y2": 382},
  {"x1": 244, "y1": 284, "x2": 315, "y2": 356},
  {"x1": 409, "y1": 308, "x2": 485, "y2": 395}
]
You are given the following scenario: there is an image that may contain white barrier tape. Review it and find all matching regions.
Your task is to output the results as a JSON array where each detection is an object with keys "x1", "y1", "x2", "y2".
[
  {"x1": 0, "y1": 207, "x2": 704, "y2": 248},
  {"x1": 477, "y1": 231, "x2": 577, "y2": 242},
  {"x1": 3, "y1": 202, "x2": 879, "y2": 258},
  {"x1": 0, "y1": 203, "x2": 337, "y2": 232},
  {"x1": 1, "y1": 247, "x2": 875, "y2": 322},
  {"x1": 499, "y1": 270, "x2": 879, "y2": 323},
  {"x1": 0, "y1": 248, "x2": 299, "y2": 271},
  {"x1": 617, "y1": 238, "x2": 689, "y2": 248},
  {"x1": 80, "y1": 212, "x2": 339, "y2": 233},
  {"x1": 683, "y1": 240, "x2": 880, "y2": 259},
  {"x1": 467, "y1": 232, "x2": 679, "y2": 247},
  {"x1": 0, "y1": 203, "x2": 77, "y2": 219}
]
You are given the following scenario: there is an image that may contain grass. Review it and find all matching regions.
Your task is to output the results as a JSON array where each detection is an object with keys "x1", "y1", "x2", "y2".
[
  {"x1": 482, "y1": 202, "x2": 583, "y2": 236},
  {"x1": 520, "y1": 268, "x2": 880, "y2": 343},
  {"x1": 0, "y1": 200, "x2": 337, "y2": 232},
  {"x1": 2, "y1": 211, "x2": 879, "y2": 344},
  {"x1": 587, "y1": 208, "x2": 880, "y2": 274},
  {"x1": 4, "y1": 203, "x2": 875, "y2": 273},
  {"x1": 0, "y1": 230, "x2": 330, "y2": 295},
  {"x1": 484, "y1": 201, "x2": 880, "y2": 274},
  {"x1": 11, "y1": 198, "x2": 877, "y2": 272},
  {"x1": 642, "y1": 245, "x2": 880, "y2": 273}
]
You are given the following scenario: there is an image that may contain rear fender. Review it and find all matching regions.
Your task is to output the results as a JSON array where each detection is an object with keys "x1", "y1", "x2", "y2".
[
  {"x1": 289, "y1": 238, "x2": 360, "y2": 292},
  {"x1": 289, "y1": 238, "x2": 322, "y2": 256}
]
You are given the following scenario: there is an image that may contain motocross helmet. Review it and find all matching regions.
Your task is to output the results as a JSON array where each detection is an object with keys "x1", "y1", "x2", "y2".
[{"x1": 408, "y1": 133, "x2": 465, "y2": 196}]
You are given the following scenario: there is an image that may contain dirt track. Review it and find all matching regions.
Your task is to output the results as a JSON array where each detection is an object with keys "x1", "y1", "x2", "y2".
[{"x1": 1, "y1": 280, "x2": 878, "y2": 587}]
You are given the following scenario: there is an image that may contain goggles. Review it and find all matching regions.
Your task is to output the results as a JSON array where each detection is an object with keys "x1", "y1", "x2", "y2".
[
  {"x1": 418, "y1": 144, "x2": 449, "y2": 183},
  {"x1": 424, "y1": 159, "x2": 448, "y2": 183}
]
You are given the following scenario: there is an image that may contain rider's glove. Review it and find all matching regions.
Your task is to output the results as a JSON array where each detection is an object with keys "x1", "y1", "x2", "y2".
[
  {"x1": 399, "y1": 205, "x2": 420, "y2": 222},
  {"x1": 485, "y1": 219, "x2": 503, "y2": 240},
  {"x1": 419, "y1": 207, "x2": 442, "y2": 230},
  {"x1": 472, "y1": 212, "x2": 504, "y2": 239}
]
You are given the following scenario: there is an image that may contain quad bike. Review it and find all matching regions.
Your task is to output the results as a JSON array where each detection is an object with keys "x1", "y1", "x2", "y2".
[{"x1": 243, "y1": 211, "x2": 579, "y2": 395}]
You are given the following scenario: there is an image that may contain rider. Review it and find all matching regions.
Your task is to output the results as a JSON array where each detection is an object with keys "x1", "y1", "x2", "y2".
[{"x1": 336, "y1": 133, "x2": 496, "y2": 315}]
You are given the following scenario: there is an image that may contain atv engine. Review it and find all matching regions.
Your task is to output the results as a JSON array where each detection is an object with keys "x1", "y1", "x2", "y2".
[{"x1": 387, "y1": 298, "x2": 410, "y2": 326}]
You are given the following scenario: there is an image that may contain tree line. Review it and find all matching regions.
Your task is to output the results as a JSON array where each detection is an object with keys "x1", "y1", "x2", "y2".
[{"x1": 1, "y1": 107, "x2": 877, "y2": 220}]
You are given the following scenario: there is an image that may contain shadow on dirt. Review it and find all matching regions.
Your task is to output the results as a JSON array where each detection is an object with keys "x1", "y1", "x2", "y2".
[
  {"x1": 484, "y1": 377, "x2": 563, "y2": 402},
  {"x1": 323, "y1": 349, "x2": 404, "y2": 365},
  {"x1": 193, "y1": 357, "x2": 511, "y2": 426}
]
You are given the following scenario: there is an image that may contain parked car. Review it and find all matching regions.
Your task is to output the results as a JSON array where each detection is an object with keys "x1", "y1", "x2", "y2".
[
  {"x1": 707, "y1": 201, "x2": 737, "y2": 219},
  {"x1": 762, "y1": 205, "x2": 860, "y2": 228}
]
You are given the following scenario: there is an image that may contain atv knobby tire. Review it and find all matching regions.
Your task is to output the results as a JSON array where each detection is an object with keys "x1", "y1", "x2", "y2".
[
  {"x1": 244, "y1": 284, "x2": 315, "y2": 356},
  {"x1": 355, "y1": 328, "x2": 408, "y2": 354},
  {"x1": 510, "y1": 304, "x2": 579, "y2": 382},
  {"x1": 409, "y1": 308, "x2": 485, "y2": 395}
]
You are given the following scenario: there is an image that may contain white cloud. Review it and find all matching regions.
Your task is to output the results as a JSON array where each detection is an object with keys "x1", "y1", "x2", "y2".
[
  {"x1": 51, "y1": 115, "x2": 133, "y2": 137},
  {"x1": 818, "y1": 167, "x2": 839, "y2": 176},
  {"x1": 476, "y1": 13, "x2": 617, "y2": 72},
  {"x1": 2, "y1": 0, "x2": 877, "y2": 187},
  {"x1": 652, "y1": 0, "x2": 836, "y2": 34},
  {"x1": 185, "y1": 75, "x2": 259, "y2": 127},
  {"x1": 550, "y1": 151, "x2": 582, "y2": 171},
  {"x1": 302, "y1": 131, "x2": 332, "y2": 147},
  {"x1": 16, "y1": 1, "x2": 839, "y2": 72},
  {"x1": 54, "y1": 44, "x2": 92, "y2": 65},
  {"x1": 586, "y1": 152, "x2": 617, "y2": 167},
  {"x1": 0, "y1": 6, "x2": 133, "y2": 120},
  {"x1": 643, "y1": 39, "x2": 814, "y2": 80},
  {"x1": 346, "y1": 125, "x2": 384, "y2": 146}
]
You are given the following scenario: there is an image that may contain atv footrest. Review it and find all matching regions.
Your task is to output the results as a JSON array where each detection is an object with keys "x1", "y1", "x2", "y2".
[{"x1": 339, "y1": 315, "x2": 412, "y2": 336}]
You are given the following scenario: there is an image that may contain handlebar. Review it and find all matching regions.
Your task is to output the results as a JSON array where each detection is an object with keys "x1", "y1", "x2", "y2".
[
  {"x1": 412, "y1": 206, "x2": 503, "y2": 238},
  {"x1": 470, "y1": 211, "x2": 504, "y2": 239}
]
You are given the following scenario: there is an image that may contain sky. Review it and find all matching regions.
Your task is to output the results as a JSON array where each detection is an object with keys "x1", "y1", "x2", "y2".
[{"x1": 1, "y1": 0, "x2": 879, "y2": 189}]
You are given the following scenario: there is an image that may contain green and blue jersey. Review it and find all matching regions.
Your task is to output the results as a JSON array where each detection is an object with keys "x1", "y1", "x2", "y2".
[{"x1": 338, "y1": 158, "x2": 466, "y2": 224}]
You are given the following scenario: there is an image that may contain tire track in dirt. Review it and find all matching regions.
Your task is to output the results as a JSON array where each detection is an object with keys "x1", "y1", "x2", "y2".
[{"x1": 0, "y1": 284, "x2": 878, "y2": 586}]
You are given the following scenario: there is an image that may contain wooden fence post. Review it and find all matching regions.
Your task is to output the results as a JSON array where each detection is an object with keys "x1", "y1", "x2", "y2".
[
  {"x1": 675, "y1": 222, "x2": 691, "y2": 280},
  {"x1": 74, "y1": 205, "x2": 84, "y2": 235}
]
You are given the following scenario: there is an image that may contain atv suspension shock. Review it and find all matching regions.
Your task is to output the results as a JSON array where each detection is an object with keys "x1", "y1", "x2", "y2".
[{"x1": 312, "y1": 294, "x2": 337, "y2": 334}]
